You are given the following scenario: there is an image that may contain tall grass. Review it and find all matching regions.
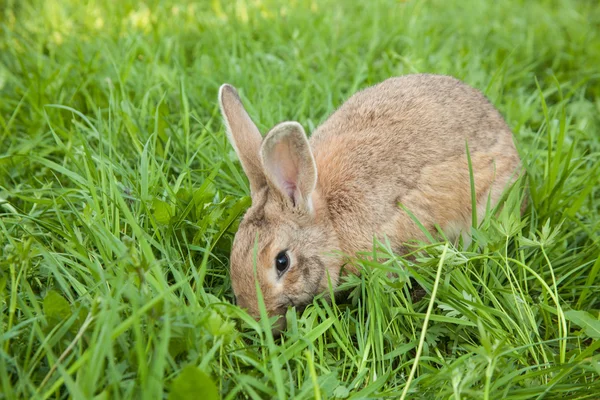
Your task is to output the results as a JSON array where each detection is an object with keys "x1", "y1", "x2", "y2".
[{"x1": 1, "y1": 0, "x2": 599, "y2": 398}]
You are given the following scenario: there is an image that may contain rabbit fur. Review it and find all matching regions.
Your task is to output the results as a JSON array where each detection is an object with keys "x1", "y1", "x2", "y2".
[{"x1": 219, "y1": 74, "x2": 521, "y2": 326}]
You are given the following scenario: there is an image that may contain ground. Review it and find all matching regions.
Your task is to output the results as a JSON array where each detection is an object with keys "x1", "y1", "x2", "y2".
[{"x1": 0, "y1": 0, "x2": 599, "y2": 399}]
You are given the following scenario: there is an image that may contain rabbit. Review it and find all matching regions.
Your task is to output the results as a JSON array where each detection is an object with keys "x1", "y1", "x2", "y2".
[{"x1": 218, "y1": 74, "x2": 521, "y2": 330}]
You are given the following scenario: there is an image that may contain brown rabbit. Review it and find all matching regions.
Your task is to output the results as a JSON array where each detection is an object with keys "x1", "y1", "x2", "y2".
[{"x1": 219, "y1": 74, "x2": 521, "y2": 328}]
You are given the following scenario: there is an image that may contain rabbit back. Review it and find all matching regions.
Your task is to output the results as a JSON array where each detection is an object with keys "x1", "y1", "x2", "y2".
[{"x1": 310, "y1": 74, "x2": 520, "y2": 254}]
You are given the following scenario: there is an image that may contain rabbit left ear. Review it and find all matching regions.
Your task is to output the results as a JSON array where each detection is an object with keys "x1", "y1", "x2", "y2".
[
  {"x1": 260, "y1": 122, "x2": 317, "y2": 211},
  {"x1": 219, "y1": 84, "x2": 267, "y2": 196}
]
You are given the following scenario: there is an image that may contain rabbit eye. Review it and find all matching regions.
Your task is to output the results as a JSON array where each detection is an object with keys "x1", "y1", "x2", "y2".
[{"x1": 275, "y1": 251, "x2": 290, "y2": 276}]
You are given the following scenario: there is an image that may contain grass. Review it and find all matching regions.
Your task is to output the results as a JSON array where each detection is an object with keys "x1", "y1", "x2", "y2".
[{"x1": 1, "y1": 0, "x2": 599, "y2": 398}]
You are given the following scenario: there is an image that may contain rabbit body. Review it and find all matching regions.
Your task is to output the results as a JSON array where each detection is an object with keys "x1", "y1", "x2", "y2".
[
  {"x1": 219, "y1": 74, "x2": 520, "y2": 323},
  {"x1": 310, "y1": 75, "x2": 519, "y2": 259}
]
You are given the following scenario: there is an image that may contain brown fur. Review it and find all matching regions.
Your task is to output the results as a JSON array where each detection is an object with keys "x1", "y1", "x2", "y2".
[{"x1": 219, "y1": 74, "x2": 521, "y2": 324}]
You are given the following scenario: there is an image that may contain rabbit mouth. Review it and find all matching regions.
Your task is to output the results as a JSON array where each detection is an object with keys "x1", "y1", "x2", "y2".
[{"x1": 279, "y1": 294, "x2": 309, "y2": 315}]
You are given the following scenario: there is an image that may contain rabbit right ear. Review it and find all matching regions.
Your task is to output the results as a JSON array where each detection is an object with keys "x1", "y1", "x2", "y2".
[
  {"x1": 219, "y1": 84, "x2": 267, "y2": 195},
  {"x1": 260, "y1": 122, "x2": 317, "y2": 212}
]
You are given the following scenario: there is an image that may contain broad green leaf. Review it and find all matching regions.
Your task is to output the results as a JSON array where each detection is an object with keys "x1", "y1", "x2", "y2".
[
  {"x1": 43, "y1": 290, "x2": 72, "y2": 322},
  {"x1": 93, "y1": 390, "x2": 109, "y2": 400},
  {"x1": 168, "y1": 365, "x2": 219, "y2": 400},
  {"x1": 176, "y1": 187, "x2": 191, "y2": 203},
  {"x1": 206, "y1": 310, "x2": 235, "y2": 339},
  {"x1": 565, "y1": 310, "x2": 600, "y2": 339},
  {"x1": 152, "y1": 198, "x2": 172, "y2": 224},
  {"x1": 333, "y1": 385, "x2": 350, "y2": 399}
]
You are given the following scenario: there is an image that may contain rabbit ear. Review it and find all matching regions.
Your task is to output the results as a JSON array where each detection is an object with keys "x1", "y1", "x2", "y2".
[
  {"x1": 219, "y1": 84, "x2": 267, "y2": 195},
  {"x1": 260, "y1": 122, "x2": 317, "y2": 211}
]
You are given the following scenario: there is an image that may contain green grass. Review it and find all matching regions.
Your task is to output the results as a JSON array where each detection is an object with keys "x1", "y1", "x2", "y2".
[{"x1": 1, "y1": 0, "x2": 599, "y2": 398}]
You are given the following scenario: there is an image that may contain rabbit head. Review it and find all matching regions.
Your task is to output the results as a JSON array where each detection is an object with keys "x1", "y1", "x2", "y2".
[{"x1": 219, "y1": 84, "x2": 342, "y2": 325}]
